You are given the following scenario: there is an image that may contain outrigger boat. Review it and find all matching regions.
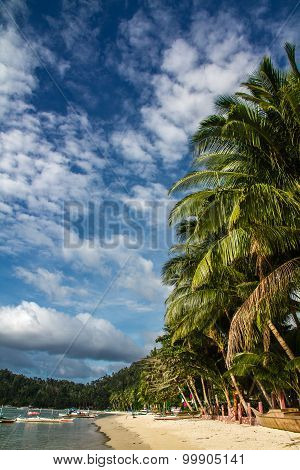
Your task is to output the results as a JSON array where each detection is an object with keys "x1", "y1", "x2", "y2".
[
  {"x1": 0, "y1": 417, "x2": 16, "y2": 424},
  {"x1": 0, "y1": 407, "x2": 16, "y2": 423},
  {"x1": 252, "y1": 408, "x2": 300, "y2": 433},
  {"x1": 16, "y1": 416, "x2": 74, "y2": 423},
  {"x1": 71, "y1": 413, "x2": 96, "y2": 418},
  {"x1": 59, "y1": 409, "x2": 96, "y2": 419},
  {"x1": 154, "y1": 414, "x2": 200, "y2": 421}
]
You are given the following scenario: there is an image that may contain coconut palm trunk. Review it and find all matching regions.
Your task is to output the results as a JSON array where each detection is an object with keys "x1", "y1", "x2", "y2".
[
  {"x1": 230, "y1": 373, "x2": 248, "y2": 413},
  {"x1": 267, "y1": 320, "x2": 295, "y2": 360},
  {"x1": 255, "y1": 379, "x2": 273, "y2": 407},
  {"x1": 188, "y1": 377, "x2": 205, "y2": 412},
  {"x1": 200, "y1": 377, "x2": 212, "y2": 412},
  {"x1": 220, "y1": 347, "x2": 248, "y2": 413},
  {"x1": 223, "y1": 385, "x2": 232, "y2": 411},
  {"x1": 186, "y1": 381, "x2": 198, "y2": 411},
  {"x1": 178, "y1": 385, "x2": 193, "y2": 412}
]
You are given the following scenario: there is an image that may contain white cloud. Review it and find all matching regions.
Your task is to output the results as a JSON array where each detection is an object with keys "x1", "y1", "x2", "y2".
[
  {"x1": 0, "y1": 25, "x2": 106, "y2": 257},
  {"x1": 15, "y1": 267, "x2": 89, "y2": 304},
  {"x1": 117, "y1": 255, "x2": 168, "y2": 302},
  {"x1": 0, "y1": 301, "x2": 143, "y2": 362},
  {"x1": 0, "y1": 201, "x2": 13, "y2": 214},
  {"x1": 0, "y1": 27, "x2": 36, "y2": 106},
  {"x1": 112, "y1": 8, "x2": 260, "y2": 167},
  {"x1": 62, "y1": 238, "x2": 106, "y2": 270},
  {"x1": 142, "y1": 329, "x2": 164, "y2": 353},
  {"x1": 122, "y1": 182, "x2": 169, "y2": 210},
  {"x1": 120, "y1": 182, "x2": 174, "y2": 236},
  {"x1": 101, "y1": 298, "x2": 154, "y2": 313},
  {"x1": 63, "y1": 235, "x2": 169, "y2": 302},
  {"x1": 0, "y1": 111, "x2": 105, "y2": 208},
  {"x1": 111, "y1": 130, "x2": 153, "y2": 163},
  {"x1": 162, "y1": 38, "x2": 197, "y2": 75}
]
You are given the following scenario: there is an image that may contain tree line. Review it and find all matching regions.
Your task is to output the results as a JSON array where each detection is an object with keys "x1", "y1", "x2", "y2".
[{"x1": 0, "y1": 366, "x2": 141, "y2": 410}]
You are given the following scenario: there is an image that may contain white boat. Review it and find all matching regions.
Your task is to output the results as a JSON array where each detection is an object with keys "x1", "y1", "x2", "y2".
[
  {"x1": 16, "y1": 416, "x2": 74, "y2": 423},
  {"x1": 67, "y1": 412, "x2": 96, "y2": 418}
]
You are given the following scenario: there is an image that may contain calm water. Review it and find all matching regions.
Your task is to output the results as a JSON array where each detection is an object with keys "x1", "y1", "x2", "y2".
[{"x1": 0, "y1": 408, "x2": 109, "y2": 450}]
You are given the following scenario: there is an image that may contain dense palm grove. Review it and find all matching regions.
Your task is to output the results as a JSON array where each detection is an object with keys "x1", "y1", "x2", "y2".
[
  {"x1": 1, "y1": 45, "x2": 299, "y2": 413},
  {"x1": 147, "y1": 43, "x2": 300, "y2": 414}
]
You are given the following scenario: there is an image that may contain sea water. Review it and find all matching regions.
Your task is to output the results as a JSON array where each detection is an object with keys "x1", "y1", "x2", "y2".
[{"x1": 0, "y1": 407, "x2": 109, "y2": 450}]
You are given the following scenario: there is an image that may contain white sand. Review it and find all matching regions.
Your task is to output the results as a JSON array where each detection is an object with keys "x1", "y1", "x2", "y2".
[{"x1": 95, "y1": 413, "x2": 300, "y2": 450}]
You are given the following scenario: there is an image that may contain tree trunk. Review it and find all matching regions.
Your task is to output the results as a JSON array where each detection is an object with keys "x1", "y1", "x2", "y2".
[
  {"x1": 220, "y1": 347, "x2": 247, "y2": 413},
  {"x1": 200, "y1": 377, "x2": 210, "y2": 408},
  {"x1": 219, "y1": 375, "x2": 232, "y2": 410},
  {"x1": 178, "y1": 386, "x2": 193, "y2": 412},
  {"x1": 267, "y1": 320, "x2": 295, "y2": 360},
  {"x1": 223, "y1": 385, "x2": 232, "y2": 411},
  {"x1": 248, "y1": 377, "x2": 256, "y2": 396},
  {"x1": 187, "y1": 381, "x2": 198, "y2": 410},
  {"x1": 189, "y1": 377, "x2": 205, "y2": 413},
  {"x1": 230, "y1": 373, "x2": 248, "y2": 413},
  {"x1": 255, "y1": 379, "x2": 273, "y2": 407},
  {"x1": 263, "y1": 326, "x2": 270, "y2": 353}
]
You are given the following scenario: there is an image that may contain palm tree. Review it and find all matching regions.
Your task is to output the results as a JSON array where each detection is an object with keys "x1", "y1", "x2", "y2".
[
  {"x1": 228, "y1": 351, "x2": 300, "y2": 405},
  {"x1": 129, "y1": 44, "x2": 300, "y2": 414},
  {"x1": 168, "y1": 43, "x2": 300, "y2": 365}
]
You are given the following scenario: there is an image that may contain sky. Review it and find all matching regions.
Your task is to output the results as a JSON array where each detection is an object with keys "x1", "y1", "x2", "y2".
[{"x1": 0, "y1": 0, "x2": 299, "y2": 382}]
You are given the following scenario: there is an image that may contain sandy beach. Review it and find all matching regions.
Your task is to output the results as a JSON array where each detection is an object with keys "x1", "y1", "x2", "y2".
[{"x1": 96, "y1": 413, "x2": 300, "y2": 450}]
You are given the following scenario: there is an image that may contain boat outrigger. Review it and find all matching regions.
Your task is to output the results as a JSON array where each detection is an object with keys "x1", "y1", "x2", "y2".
[
  {"x1": 16, "y1": 417, "x2": 74, "y2": 423},
  {"x1": 0, "y1": 407, "x2": 16, "y2": 423},
  {"x1": 252, "y1": 408, "x2": 300, "y2": 433},
  {"x1": 0, "y1": 417, "x2": 16, "y2": 424},
  {"x1": 59, "y1": 409, "x2": 97, "y2": 419}
]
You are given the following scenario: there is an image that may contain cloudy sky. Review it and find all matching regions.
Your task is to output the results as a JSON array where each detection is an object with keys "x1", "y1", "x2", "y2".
[{"x1": 0, "y1": 0, "x2": 299, "y2": 381}]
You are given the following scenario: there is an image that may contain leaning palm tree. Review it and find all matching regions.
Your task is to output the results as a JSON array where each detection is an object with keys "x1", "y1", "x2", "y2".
[
  {"x1": 168, "y1": 43, "x2": 300, "y2": 366},
  {"x1": 163, "y1": 240, "x2": 252, "y2": 412},
  {"x1": 228, "y1": 351, "x2": 300, "y2": 404}
]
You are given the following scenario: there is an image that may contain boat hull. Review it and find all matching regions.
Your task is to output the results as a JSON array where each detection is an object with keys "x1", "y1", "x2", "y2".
[
  {"x1": 255, "y1": 409, "x2": 300, "y2": 433},
  {"x1": 68, "y1": 414, "x2": 96, "y2": 418},
  {"x1": 155, "y1": 415, "x2": 200, "y2": 421},
  {"x1": 16, "y1": 417, "x2": 74, "y2": 423},
  {"x1": 0, "y1": 419, "x2": 16, "y2": 424}
]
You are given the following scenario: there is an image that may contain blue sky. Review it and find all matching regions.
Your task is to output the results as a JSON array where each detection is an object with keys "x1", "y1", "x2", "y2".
[{"x1": 0, "y1": 0, "x2": 299, "y2": 381}]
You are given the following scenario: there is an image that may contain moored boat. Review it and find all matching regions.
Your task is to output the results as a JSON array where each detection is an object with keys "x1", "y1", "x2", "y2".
[
  {"x1": 0, "y1": 417, "x2": 16, "y2": 423},
  {"x1": 16, "y1": 417, "x2": 74, "y2": 423},
  {"x1": 67, "y1": 412, "x2": 96, "y2": 418},
  {"x1": 253, "y1": 408, "x2": 300, "y2": 433},
  {"x1": 154, "y1": 414, "x2": 200, "y2": 421},
  {"x1": 0, "y1": 409, "x2": 16, "y2": 423}
]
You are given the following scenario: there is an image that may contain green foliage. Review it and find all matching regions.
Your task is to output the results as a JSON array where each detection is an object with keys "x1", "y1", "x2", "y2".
[
  {"x1": 0, "y1": 363, "x2": 143, "y2": 410},
  {"x1": 158, "y1": 43, "x2": 300, "y2": 409}
]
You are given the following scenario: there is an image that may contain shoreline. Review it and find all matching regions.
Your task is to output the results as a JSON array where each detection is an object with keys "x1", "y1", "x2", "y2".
[
  {"x1": 96, "y1": 413, "x2": 151, "y2": 450},
  {"x1": 95, "y1": 413, "x2": 300, "y2": 450}
]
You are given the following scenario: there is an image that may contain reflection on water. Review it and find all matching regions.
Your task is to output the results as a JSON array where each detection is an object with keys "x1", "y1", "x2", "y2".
[{"x1": 0, "y1": 407, "x2": 108, "y2": 450}]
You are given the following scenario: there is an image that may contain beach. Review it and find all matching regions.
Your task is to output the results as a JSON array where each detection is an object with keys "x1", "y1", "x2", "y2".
[{"x1": 96, "y1": 413, "x2": 300, "y2": 450}]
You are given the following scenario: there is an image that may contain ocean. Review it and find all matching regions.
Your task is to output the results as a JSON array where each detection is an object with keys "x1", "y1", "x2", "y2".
[{"x1": 0, "y1": 407, "x2": 109, "y2": 450}]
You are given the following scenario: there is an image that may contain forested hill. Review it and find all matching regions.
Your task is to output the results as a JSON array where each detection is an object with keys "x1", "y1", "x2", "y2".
[{"x1": 0, "y1": 363, "x2": 142, "y2": 409}]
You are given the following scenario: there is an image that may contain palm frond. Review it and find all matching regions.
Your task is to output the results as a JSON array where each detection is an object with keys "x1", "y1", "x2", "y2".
[{"x1": 227, "y1": 258, "x2": 300, "y2": 363}]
